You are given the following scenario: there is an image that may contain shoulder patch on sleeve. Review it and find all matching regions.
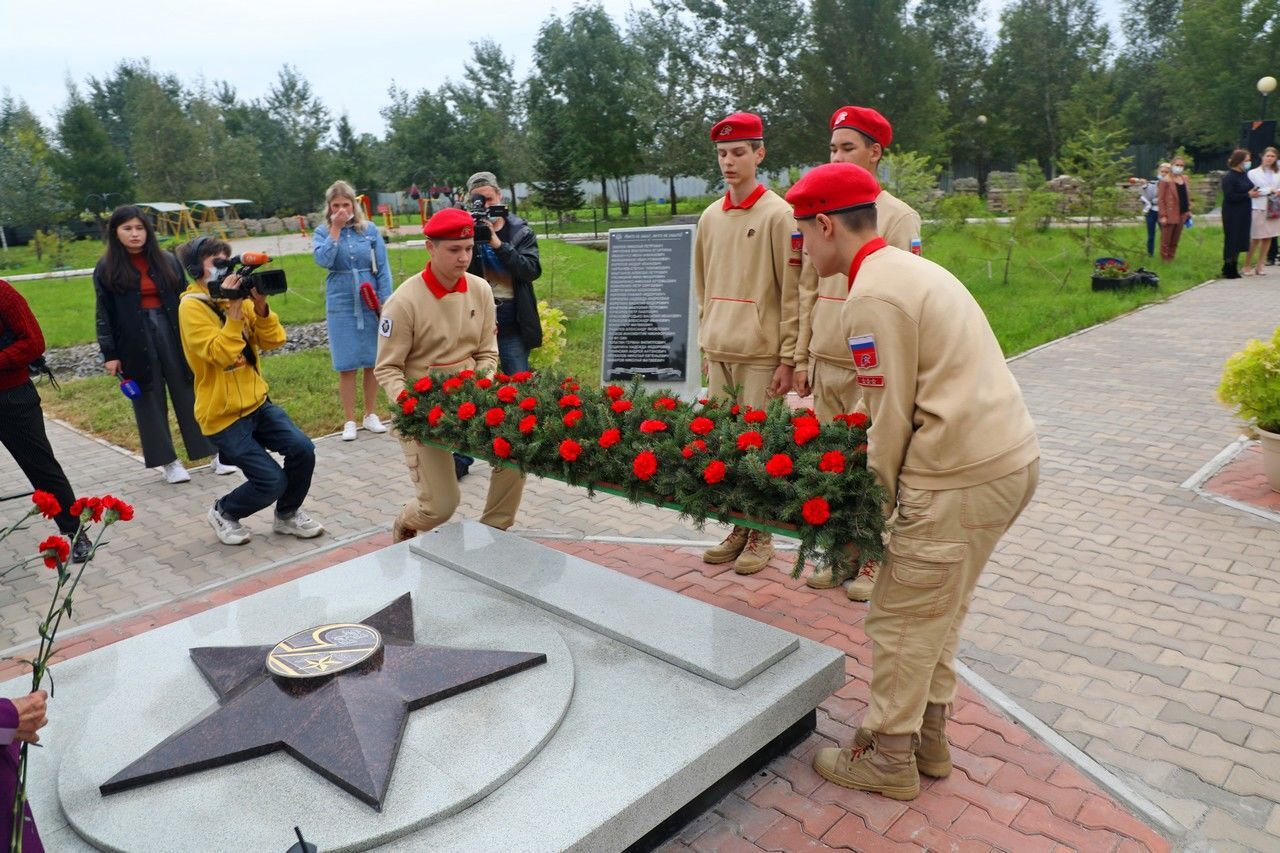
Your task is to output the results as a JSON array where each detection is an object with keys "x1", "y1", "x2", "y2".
[
  {"x1": 848, "y1": 334, "x2": 878, "y2": 368},
  {"x1": 379, "y1": 316, "x2": 393, "y2": 337},
  {"x1": 910, "y1": 237, "x2": 922, "y2": 255}
]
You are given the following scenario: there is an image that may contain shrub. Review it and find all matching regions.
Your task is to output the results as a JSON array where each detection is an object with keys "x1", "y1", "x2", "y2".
[{"x1": 1219, "y1": 326, "x2": 1280, "y2": 434}]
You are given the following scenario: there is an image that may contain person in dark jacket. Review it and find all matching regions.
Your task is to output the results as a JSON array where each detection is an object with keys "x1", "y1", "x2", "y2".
[
  {"x1": 1221, "y1": 149, "x2": 1259, "y2": 280},
  {"x1": 2, "y1": 690, "x2": 48, "y2": 852},
  {"x1": 94, "y1": 206, "x2": 235, "y2": 483}
]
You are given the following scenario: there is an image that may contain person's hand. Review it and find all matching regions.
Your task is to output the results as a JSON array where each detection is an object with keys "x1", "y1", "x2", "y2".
[
  {"x1": 1159, "y1": 216, "x2": 1168, "y2": 225},
  {"x1": 248, "y1": 286, "x2": 269, "y2": 317},
  {"x1": 792, "y1": 368, "x2": 811, "y2": 398},
  {"x1": 1250, "y1": 188, "x2": 1262, "y2": 197},
  {"x1": 104, "y1": 359, "x2": 122, "y2": 376},
  {"x1": 329, "y1": 208, "x2": 352, "y2": 238},
  {"x1": 11, "y1": 690, "x2": 48, "y2": 744},
  {"x1": 768, "y1": 364, "x2": 795, "y2": 398},
  {"x1": 487, "y1": 215, "x2": 506, "y2": 249}
]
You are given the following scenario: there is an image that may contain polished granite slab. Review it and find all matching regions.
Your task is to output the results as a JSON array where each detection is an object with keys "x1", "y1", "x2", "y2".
[{"x1": 6, "y1": 525, "x2": 845, "y2": 852}]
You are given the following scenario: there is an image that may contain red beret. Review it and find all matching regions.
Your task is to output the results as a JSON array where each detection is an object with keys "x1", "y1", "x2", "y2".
[
  {"x1": 423, "y1": 207, "x2": 474, "y2": 240},
  {"x1": 785, "y1": 163, "x2": 881, "y2": 220},
  {"x1": 710, "y1": 112, "x2": 764, "y2": 143},
  {"x1": 829, "y1": 105, "x2": 892, "y2": 149}
]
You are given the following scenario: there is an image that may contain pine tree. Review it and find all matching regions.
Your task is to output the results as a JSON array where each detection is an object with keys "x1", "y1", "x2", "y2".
[
  {"x1": 52, "y1": 86, "x2": 133, "y2": 209},
  {"x1": 529, "y1": 97, "x2": 583, "y2": 217}
]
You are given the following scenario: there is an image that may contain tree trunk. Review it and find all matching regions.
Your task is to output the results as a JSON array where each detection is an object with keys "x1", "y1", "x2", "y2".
[
  {"x1": 669, "y1": 175, "x2": 678, "y2": 215},
  {"x1": 599, "y1": 178, "x2": 610, "y2": 219},
  {"x1": 509, "y1": 182, "x2": 518, "y2": 216}
]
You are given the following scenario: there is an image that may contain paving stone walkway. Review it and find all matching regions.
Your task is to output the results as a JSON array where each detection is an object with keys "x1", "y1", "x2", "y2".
[{"x1": 3, "y1": 275, "x2": 1280, "y2": 849}]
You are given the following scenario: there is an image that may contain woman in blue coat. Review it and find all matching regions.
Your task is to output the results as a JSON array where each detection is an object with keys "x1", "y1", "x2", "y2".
[{"x1": 313, "y1": 181, "x2": 393, "y2": 441}]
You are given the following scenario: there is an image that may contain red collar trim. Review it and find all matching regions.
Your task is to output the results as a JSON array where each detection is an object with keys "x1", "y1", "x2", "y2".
[
  {"x1": 723, "y1": 183, "x2": 767, "y2": 211},
  {"x1": 421, "y1": 266, "x2": 468, "y2": 299},
  {"x1": 847, "y1": 237, "x2": 889, "y2": 291}
]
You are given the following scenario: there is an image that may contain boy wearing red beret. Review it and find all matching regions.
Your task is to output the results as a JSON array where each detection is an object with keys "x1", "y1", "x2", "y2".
[
  {"x1": 787, "y1": 162, "x2": 1039, "y2": 801},
  {"x1": 695, "y1": 111, "x2": 801, "y2": 575},
  {"x1": 374, "y1": 208, "x2": 525, "y2": 541},
  {"x1": 796, "y1": 106, "x2": 923, "y2": 598}
]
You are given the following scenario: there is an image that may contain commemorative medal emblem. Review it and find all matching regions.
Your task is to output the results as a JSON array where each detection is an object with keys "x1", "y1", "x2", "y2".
[{"x1": 266, "y1": 622, "x2": 383, "y2": 678}]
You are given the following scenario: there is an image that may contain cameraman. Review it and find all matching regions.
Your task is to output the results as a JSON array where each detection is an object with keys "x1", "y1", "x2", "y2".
[
  {"x1": 465, "y1": 172, "x2": 543, "y2": 373},
  {"x1": 177, "y1": 238, "x2": 323, "y2": 546}
]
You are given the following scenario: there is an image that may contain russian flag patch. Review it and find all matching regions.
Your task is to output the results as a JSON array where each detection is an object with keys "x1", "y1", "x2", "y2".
[
  {"x1": 910, "y1": 237, "x2": 922, "y2": 255},
  {"x1": 848, "y1": 334, "x2": 878, "y2": 369}
]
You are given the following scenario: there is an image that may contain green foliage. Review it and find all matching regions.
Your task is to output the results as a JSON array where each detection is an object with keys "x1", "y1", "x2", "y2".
[
  {"x1": 932, "y1": 193, "x2": 985, "y2": 232},
  {"x1": 0, "y1": 110, "x2": 70, "y2": 231},
  {"x1": 881, "y1": 150, "x2": 940, "y2": 213},
  {"x1": 527, "y1": 87, "x2": 585, "y2": 215},
  {"x1": 50, "y1": 86, "x2": 132, "y2": 207},
  {"x1": 529, "y1": 301, "x2": 568, "y2": 370},
  {"x1": 1219, "y1": 326, "x2": 1280, "y2": 434},
  {"x1": 1058, "y1": 117, "x2": 1135, "y2": 257}
]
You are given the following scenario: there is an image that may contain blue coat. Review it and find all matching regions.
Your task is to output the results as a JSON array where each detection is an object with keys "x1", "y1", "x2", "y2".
[{"x1": 312, "y1": 223, "x2": 393, "y2": 371}]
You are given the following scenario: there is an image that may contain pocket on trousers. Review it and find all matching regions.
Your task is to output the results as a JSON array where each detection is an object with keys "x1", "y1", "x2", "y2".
[
  {"x1": 879, "y1": 534, "x2": 967, "y2": 618},
  {"x1": 961, "y1": 468, "x2": 1030, "y2": 529},
  {"x1": 895, "y1": 485, "x2": 934, "y2": 523},
  {"x1": 399, "y1": 442, "x2": 421, "y2": 484}
]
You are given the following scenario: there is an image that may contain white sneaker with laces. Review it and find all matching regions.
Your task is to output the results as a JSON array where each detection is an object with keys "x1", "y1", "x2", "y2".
[
  {"x1": 274, "y1": 509, "x2": 324, "y2": 539},
  {"x1": 208, "y1": 504, "x2": 250, "y2": 545},
  {"x1": 362, "y1": 413, "x2": 388, "y2": 433},
  {"x1": 211, "y1": 454, "x2": 239, "y2": 476},
  {"x1": 341, "y1": 420, "x2": 358, "y2": 441},
  {"x1": 162, "y1": 460, "x2": 191, "y2": 484}
]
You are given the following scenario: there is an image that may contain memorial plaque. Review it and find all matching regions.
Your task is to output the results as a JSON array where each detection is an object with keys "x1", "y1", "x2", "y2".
[{"x1": 602, "y1": 225, "x2": 700, "y2": 399}]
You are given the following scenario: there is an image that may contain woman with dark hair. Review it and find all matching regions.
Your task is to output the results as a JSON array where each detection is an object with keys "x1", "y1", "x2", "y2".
[
  {"x1": 1157, "y1": 155, "x2": 1193, "y2": 261},
  {"x1": 93, "y1": 205, "x2": 236, "y2": 482},
  {"x1": 1221, "y1": 149, "x2": 1258, "y2": 280}
]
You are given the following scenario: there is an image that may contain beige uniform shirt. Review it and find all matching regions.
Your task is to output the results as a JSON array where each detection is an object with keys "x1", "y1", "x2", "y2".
[
  {"x1": 693, "y1": 186, "x2": 802, "y2": 366},
  {"x1": 841, "y1": 245, "x2": 1039, "y2": 509},
  {"x1": 375, "y1": 268, "x2": 499, "y2": 401},
  {"x1": 796, "y1": 190, "x2": 921, "y2": 371}
]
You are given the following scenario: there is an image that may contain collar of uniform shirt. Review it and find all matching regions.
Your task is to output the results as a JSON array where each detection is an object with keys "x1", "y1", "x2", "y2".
[
  {"x1": 421, "y1": 265, "x2": 469, "y2": 299},
  {"x1": 722, "y1": 182, "x2": 768, "y2": 211},
  {"x1": 846, "y1": 237, "x2": 889, "y2": 291}
]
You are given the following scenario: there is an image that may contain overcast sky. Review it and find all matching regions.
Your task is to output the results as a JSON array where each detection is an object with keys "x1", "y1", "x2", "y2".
[{"x1": 2, "y1": 0, "x2": 1123, "y2": 138}]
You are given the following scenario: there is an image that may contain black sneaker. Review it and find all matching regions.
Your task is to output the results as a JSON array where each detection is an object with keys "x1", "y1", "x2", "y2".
[
  {"x1": 70, "y1": 531, "x2": 92, "y2": 563},
  {"x1": 453, "y1": 453, "x2": 473, "y2": 480}
]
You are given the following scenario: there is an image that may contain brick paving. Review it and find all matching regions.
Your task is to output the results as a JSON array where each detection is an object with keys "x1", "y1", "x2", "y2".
[
  {"x1": 3, "y1": 275, "x2": 1280, "y2": 848},
  {"x1": 1202, "y1": 443, "x2": 1280, "y2": 514}
]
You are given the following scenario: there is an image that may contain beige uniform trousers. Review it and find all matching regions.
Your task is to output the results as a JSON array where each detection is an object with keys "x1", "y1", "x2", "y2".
[
  {"x1": 397, "y1": 439, "x2": 525, "y2": 533},
  {"x1": 863, "y1": 460, "x2": 1039, "y2": 735},
  {"x1": 706, "y1": 361, "x2": 776, "y2": 409},
  {"x1": 810, "y1": 360, "x2": 860, "y2": 422}
]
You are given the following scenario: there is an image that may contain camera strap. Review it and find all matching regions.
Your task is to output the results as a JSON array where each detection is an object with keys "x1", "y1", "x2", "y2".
[{"x1": 181, "y1": 293, "x2": 259, "y2": 370}]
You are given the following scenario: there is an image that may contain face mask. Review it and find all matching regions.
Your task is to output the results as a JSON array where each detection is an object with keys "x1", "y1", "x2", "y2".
[
  {"x1": 1172, "y1": 166, "x2": 1184, "y2": 175},
  {"x1": 1245, "y1": 162, "x2": 1253, "y2": 170}
]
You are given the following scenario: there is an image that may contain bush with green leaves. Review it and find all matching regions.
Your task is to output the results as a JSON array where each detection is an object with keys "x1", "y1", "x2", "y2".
[
  {"x1": 1219, "y1": 326, "x2": 1280, "y2": 434},
  {"x1": 881, "y1": 150, "x2": 940, "y2": 213}
]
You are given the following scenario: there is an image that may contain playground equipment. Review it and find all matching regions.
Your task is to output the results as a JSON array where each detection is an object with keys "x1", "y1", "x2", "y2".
[
  {"x1": 135, "y1": 202, "x2": 198, "y2": 237},
  {"x1": 188, "y1": 199, "x2": 253, "y2": 238}
]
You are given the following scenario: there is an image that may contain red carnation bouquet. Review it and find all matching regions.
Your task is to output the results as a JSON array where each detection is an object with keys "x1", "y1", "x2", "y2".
[{"x1": 359, "y1": 282, "x2": 381, "y2": 314}]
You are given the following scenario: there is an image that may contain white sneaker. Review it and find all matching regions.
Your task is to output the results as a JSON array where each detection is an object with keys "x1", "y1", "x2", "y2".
[
  {"x1": 162, "y1": 460, "x2": 191, "y2": 484},
  {"x1": 208, "y1": 503, "x2": 250, "y2": 545},
  {"x1": 341, "y1": 420, "x2": 358, "y2": 441},
  {"x1": 362, "y1": 413, "x2": 388, "y2": 433},
  {"x1": 211, "y1": 454, "x2": 239, "y2": 476},
  {"x1": 274, "y1": 509, "x2": 324, "y2": 539}
]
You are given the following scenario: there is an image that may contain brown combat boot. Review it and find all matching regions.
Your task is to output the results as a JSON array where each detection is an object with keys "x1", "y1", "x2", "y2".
[
  {"x1": 702, "y1": 526, "x2": 749, "y2": 564},
  {"x1": 916, "y1": 702, "x2": 952, "y2": 778},
  {"x1": 805, "y1": 566, "x2": 841, "y2": 589},
  {"x1": 845, "y1": 559, "x2": 879, "y2": 602},
  {"x1": 812, "y1": 732, "x2": 920, "y2": 800},
  {"x1": 733, "y1": 530, "x2": 774, "y2": 575},
  {"x1": 392, "y1": 518, "x2": 418, "y2": 544}
]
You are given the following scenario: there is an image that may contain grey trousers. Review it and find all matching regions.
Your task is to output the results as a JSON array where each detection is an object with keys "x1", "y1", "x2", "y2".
[{"x1": 132, "y1": 308, "x2": 214, "y2": 467}]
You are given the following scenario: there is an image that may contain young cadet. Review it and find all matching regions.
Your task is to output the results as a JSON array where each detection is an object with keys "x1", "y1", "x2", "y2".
[
  {"x1": 786, "y1": 163, "x2": 1039, "y2": 801},
  {"x1": 694, "y1": 111, "x2": 801, "y2": 575},
  {"x1": 374, "y1": 207, "x2": 525, "y2": 542},
  {"x1": 796, "y1": 105, "x2": 922, "y2": 599}
]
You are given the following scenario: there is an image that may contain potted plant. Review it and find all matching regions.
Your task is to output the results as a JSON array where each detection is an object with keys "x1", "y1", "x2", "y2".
[
  {"x1": 1218, "y1": 325, "x2": 1280, "y2": 492},
  {"x1": 1090, "y1": 258, "x2": 1136, "y2": 291}
]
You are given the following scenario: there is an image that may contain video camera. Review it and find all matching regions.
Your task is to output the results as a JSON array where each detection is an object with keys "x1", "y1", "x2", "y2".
[
  {"x1": 469, "y1": 195, "x2": 509, "y2": 242},
  {"x1": 207, "y1": 252, "x2": 288, "y2": 300}
]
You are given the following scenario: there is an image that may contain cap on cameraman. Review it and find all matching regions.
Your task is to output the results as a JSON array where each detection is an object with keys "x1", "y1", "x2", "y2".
[
  {"x1": 466, "y1": 171, "x2": 499, "y2": 193},
  {"x1": 424, "y1": 207, "x2": 476, "y2": 240}
]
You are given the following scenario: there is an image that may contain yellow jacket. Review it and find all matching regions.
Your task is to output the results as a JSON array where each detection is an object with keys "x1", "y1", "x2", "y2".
[{"x1": 178, "y1": 282, "x2": 286, "y2": 435}]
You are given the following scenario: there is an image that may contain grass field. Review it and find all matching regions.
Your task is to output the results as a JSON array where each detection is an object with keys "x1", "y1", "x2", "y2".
[{"x1": 34, "y1": 222, "x2": 1226, "y2": 455}]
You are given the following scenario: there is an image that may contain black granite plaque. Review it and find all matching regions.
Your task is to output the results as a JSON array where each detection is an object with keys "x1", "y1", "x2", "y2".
[{"x1": 603, "y1": 226, "x2": 696, "y2": 386}]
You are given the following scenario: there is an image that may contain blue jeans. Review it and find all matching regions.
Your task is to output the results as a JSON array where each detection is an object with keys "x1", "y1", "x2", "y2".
[
  {"x1": 1145, "y1": 209, "x2": 1159, "y2": 256},
  {"x1": 207, "y1": 401, "x2": 315, "y2": 521}
]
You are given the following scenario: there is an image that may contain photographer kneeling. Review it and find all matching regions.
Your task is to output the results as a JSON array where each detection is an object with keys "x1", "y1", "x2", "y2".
[{"x1": 177, "y1": 238, "x2": 323, "y2": 545}]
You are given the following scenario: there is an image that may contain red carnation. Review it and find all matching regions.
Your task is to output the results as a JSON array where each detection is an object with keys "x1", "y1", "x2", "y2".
[
  {"x1": 71, "y1": 496, "x2": 104, "y2": 523},
  {"x1": 485, "y1": 407, "x2": 505, "y2": 427},
  {"x1": 605, "y1": 385, "x2": 625, "y2": 400},
  {"x1": 561, "y1": 378, "x2": 579, "y2": 390},
  {"x1": 855, "y1": 443, "x2": 869, "y2": 454},
  {"x1": 599, "y1": 428, "x2": 621, "y2": 449},
  {"x1": 737, "y1": 431, "x2": 763, "y2": 451},
  {"x1": 476, "y1": 378, "x2": 493, "y2": 390},
  {"x1": 682, "y1": 446, "x2": 695, "y2": 459},
  {"x1": 730, "y1": 404, "x2": 741, "y2": 415},
  {"x1": 519, "y1": 415, "x2": 537, "y2": 434},
  {"x1": 611, "y1": 400, "x2": 633, "y2": 413},
  {"x1": 493, "y1": 437, "x2": 512, "y2": 458},
  {"x1": 413, "y1": 376, "x2": 433, "y2": 393},
  {"x1": 703, "y1": 460, "x2": 726, "y2": 484},
  {"x1": 101, "y1": 494, "x2": 134, "y2": 522},
  {"x1": 495, "y1": 372, "x2": 511, "y2": 383},
  {"x1": 802, "y1": 497, "x2": 831, "y2": 526},
  {"x1": 457, "y1": 401, "x2": 477, "y2": 421},
  {"x1": 559, "y1": 394, "x2": 582, "y2": 408},
  {"x1": 692, "y1": 439, "x2": 707, "y2": 452},
  {"x1": 744, "y1": 409, "x2": 767, "y2": 424},
  {"x1": 396, "y1": 389, "x2": 409, "y2": 403},
  {"x1": 559, "y1": 439, "x2": 583, "y2": 462},
  {"x1": 512, "y1": 371, "x2": 534, "y2": 383},
  {"x1": 846, "y1": 412, "x2": 869, "y2": 428},
  {"x1": 632, "y1": 450, "x2": 658, "y2": 481},
  {"x1": 765, "y1": 453, "x2": 793, "y2": 477},
  {"x1": 792, "y1": 414, "x2": 821, "y2": 446},
  {"x1": 428, "y1": 405, "x2": 444, "y2": 426},
  {"x1": 640, "y1": 419, "x2": 668, "y2": 433},
  {"x1": 690, "y1": 417, "x2": 714, "y2": 435},
  {"x1": 442, "y1": 377, "x2": 464, "y2": 393},
  {"x1": 653, "y1": 397, "x2": 677, "y2": 411},
  {"x1": 697, "y1": 397, "x2": 710, "y2": 405},
  {"x1": 402, "y1": 397, "x2": 418, "y2": 415},
  {"x1": 497, "y1": 385, "x2": 518, "y2": 403},
  {"x1": 38, "y1": 535, "x2": 70, "y2": 569},
  {"x1": 819, "y1": 450, "x2": 846, "y2": 473},
  {"x1": 458, "y1": 369, "x2": 476, "y2": 380},
  {"x1": 519, "y1": 396, "x2": 538, "y2": 411},
  {"x1": 563, "y1": 409, "x2": 584, "y2": 427},
  {"x1": 32, "y1": 490, "x2": 60, "y2": 519}
]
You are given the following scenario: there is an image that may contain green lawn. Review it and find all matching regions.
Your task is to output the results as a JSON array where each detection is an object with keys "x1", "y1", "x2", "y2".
[{"x1": 34, "y1": 221, "x2": 1224, "y2": 452}]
